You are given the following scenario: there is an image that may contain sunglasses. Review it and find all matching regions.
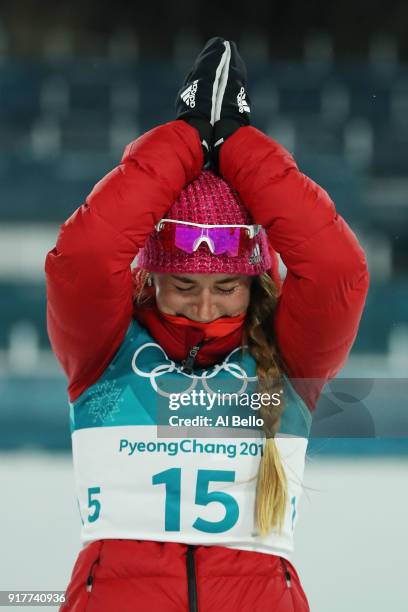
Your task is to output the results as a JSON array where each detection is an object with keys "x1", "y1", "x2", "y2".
[{"x1": 155, "y1": 219, "x2": 263, "y2": 257}]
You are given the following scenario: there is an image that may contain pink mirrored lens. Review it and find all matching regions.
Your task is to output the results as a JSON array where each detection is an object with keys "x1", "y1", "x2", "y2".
[
  {"x1": 174, "y1": 226, "x2": 242, "y2": 255},
  {"x1": 209, "y1": 227, "x2": 241, "y2": 256},
  {"x1": 167, "y1": 224, "x2": 251, "y2": 256},
  {"x1": 174, "y1": 225, "x2": 203, "y2": 254}
]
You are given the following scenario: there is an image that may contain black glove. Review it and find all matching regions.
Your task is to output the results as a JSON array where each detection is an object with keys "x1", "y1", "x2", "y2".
[
  {"x1": 212, "y1": 40, "x2": 251, "y2": 169},
  {"x1": 175, "y1": 37, "x2": 229, "y2": 165}
]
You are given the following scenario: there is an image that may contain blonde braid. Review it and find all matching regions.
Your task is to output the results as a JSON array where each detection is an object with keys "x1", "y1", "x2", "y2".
[{"x1": 245, "y1": 273, "x2": 288, "y2": 535}]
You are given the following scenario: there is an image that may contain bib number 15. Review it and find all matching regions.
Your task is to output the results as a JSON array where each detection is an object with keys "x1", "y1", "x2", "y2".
[{"x1": 152, "y1": 468, "x2": 239, "y2": 534}]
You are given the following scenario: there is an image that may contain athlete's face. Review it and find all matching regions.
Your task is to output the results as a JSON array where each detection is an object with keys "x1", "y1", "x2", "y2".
[{"x1": 152, "y1": 273, "x2": 251, "y2": 322}]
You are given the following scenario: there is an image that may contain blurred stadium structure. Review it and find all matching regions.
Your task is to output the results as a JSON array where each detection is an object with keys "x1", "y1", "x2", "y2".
[{"x1": 0, "y1": 7, "x2": 407, "y2": 455}]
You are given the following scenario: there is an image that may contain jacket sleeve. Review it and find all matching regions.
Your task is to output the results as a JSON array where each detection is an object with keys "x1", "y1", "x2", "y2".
[
  {"x1": 219, "y1": 126, "x2": 370, "y2": 411},
  {"x1": 45, "y1": 120, "x2": 203, "y2": 402}
]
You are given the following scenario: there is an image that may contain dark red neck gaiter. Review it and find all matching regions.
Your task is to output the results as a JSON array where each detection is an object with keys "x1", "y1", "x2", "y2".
[{"x1": 134, "y1": 303, "x2": 245, "y2": 368}]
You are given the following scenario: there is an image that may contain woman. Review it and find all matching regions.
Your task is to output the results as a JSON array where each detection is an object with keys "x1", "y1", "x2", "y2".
[{"x1": 46, "y1": 38, "x2": 369, "y2": 611}]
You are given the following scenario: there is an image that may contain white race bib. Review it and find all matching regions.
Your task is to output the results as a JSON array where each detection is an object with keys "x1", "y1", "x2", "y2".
[{"x1": 73, "y1": 425, "x2": 307, "y2": 558}]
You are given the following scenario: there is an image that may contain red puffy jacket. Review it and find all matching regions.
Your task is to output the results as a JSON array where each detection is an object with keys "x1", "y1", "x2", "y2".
[{"x1": 46, "y1": 120, "x2": 369, "y2": 611}]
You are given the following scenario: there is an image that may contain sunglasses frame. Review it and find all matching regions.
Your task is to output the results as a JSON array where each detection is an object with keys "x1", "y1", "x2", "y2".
[{"x1": 155, "y1": 219, "x2": 262, "y2": 239}]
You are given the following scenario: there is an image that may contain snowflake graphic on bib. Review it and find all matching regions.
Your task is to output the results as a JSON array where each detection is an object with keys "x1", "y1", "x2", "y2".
[{"x1": 88, "y1": 380, "x2": 124, "y2": 424}]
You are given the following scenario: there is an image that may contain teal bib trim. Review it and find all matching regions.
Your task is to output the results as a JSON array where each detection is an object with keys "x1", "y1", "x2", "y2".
[{"x1": 70, "y1": 320, "x2": 311, "y2": 438}]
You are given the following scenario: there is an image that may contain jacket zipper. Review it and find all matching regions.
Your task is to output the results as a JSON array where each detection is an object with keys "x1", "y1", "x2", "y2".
[
  {"x1": 181, "y1": 343, "x2": 203, "y2": 375},
  {"x1": 186, "y1": 545, "x2": 198, "y2": 612},
  {"x1": 280, "y1": 557, "x2": 292, "y2": 588},
  {"x1": 86, "y1": 557, "x2": 100, "y2": 593}
]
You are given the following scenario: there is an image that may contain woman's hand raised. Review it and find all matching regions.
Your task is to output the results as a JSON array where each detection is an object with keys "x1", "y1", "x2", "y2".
[
  {"x1": 175, "y1": 37, "x2": 251, "y2": 170},
  {"x1": 175, "y1": 36, "x2": 227, "y2": 165},
  {"x1": 212, "y1": 40, "x2": 252, "y2": 170}
]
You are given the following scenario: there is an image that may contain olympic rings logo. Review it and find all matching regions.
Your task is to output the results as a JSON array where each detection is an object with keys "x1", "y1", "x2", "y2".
[{"x1": 130, "y1": 342, "x2": 258, "y2": 397}]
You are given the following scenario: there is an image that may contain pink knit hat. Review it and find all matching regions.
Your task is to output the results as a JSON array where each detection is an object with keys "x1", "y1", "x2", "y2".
[{"x1": 138, "y1": 170, "x2": 274, "y2": 277}]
